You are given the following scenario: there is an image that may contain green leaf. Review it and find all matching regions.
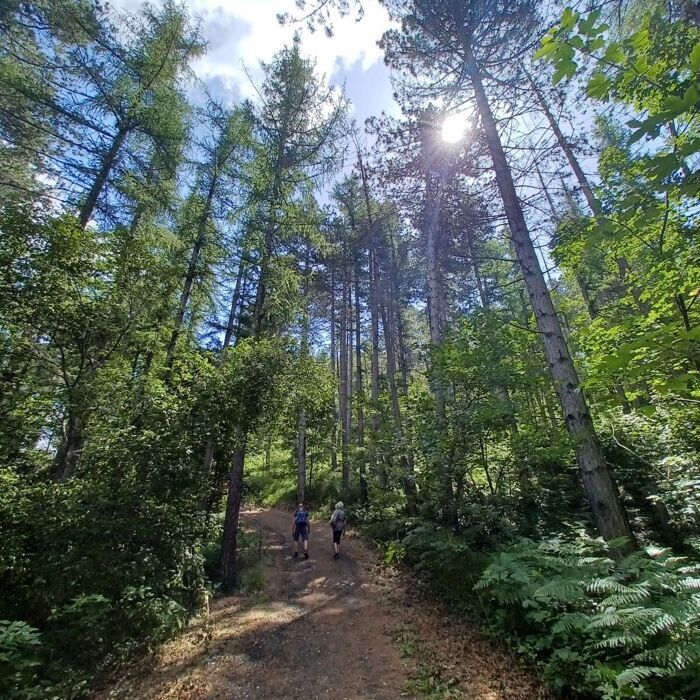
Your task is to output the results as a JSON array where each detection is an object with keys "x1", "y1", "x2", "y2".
[
  {"x1": 535, "y1": 36, "x2": 557, "y2": 61},
  {"x1": 690, "y1": 42, "x2": 700, "y2": 73},
  {"x1": 561, "y1": 7, "x2": 578, "y2": 31},
  {"x1": 578, "y1": 9, "x2": 601, "y2": 36},
  {"x1": 630, "y1": 28, "x2": 651, "y2": 52},
  {"x1": 682, "y1": 84, "x2": 699, "y2": 111},
  {"x1": 603, "y1": 43, "x2": 625, "y2": 65},
  {"x1": 587, "y1": 73, "x2": 611, "y2": 100}
]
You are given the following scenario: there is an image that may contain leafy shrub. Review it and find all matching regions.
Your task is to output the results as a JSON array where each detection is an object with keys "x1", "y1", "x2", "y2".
[
  {"x1": 374, "y1": 519, "x2": 489, "y2": 611},
  {"x1": 47, "y1": 594, "x2": 114, "y2": 666},
  {"x1": 0, "y1": 620, "x2": 43, "y2": 698},
  {"x1": 475, "y1": 534, "x2": 700, "y2": 698},
  {"x1": 398, "y1": 524, "x2": 489, "y2": 609}
]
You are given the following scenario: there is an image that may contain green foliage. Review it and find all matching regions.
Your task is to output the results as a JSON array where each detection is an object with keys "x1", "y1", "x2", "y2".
[
  {"x1": 1, "y1": 0, "x2": 699, "y2": 698},
  {"x1": 0, "y1": 621, "x2": 43, "y2": 699},
  {"x1": 538, "y1": 7, "x2": 699, "y2": 198},
  {"x1": 372, "y1": 519, "x2": 490, "y2": 611},
  {"x1": 476, "y1": 535, "x2": 700, "y2": 698},
  {"x1": 399, "y1": 524, "x2": 489, "y2": 608}
]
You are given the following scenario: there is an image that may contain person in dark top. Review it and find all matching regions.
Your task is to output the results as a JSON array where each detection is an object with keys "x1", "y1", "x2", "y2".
[
  {"x1": 329, "y1": 501, "x2": 346, "y2": 559},
  {"x1": 292, "y1": 502, "x2": 310, "y2": 559}
]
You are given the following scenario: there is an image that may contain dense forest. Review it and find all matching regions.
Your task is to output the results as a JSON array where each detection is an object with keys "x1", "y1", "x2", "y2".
[{"x1": 1, "y1": 0, "x2": 699, "y2": 697}]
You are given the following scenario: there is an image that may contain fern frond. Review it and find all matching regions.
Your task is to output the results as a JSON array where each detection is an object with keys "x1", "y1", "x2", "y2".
[
  {"x1": 616, "y1": 665, "x2": 667, "y2": 687},
  {"x1": 552, "y1": 612, "x2": 589, "y2": 634},
  {"x1": 593, "y1": 633, "x2": 644, "y2": 649},
  {"x1": 635, "y1": 641, "x2": 700, "y2": 670},
  {"x1": 534, "y1": 578, "x2": 585, "y2": 602},
  {"x1": 588, "y1": 577, "x2": 631, "y2": 595},
  {"x1": 587, "y1": 611, "x2": 623, "y2": 629}
]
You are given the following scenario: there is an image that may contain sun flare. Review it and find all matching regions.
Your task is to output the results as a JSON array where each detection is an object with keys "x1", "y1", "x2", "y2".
[{"x1": 441, "y1": 113, "x2": 466, "y2": 143}]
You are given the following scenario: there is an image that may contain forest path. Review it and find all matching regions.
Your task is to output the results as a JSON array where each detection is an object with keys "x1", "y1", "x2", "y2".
[{"x1": 99, "y1": 508, "x2": 547, "y2": 699}]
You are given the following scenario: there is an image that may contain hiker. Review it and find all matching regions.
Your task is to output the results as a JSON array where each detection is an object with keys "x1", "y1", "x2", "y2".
[
  {"x1": 329, "y1": 501, "x2": 346, "y2": 559},
  {"x1": 292, "y1": 502, "x2": 310, "y2": 559}
]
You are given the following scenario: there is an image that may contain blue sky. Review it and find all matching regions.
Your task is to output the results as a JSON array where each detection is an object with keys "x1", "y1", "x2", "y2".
[{"x1": 111, "y1": 0, "x2": 400, "y2": 124}]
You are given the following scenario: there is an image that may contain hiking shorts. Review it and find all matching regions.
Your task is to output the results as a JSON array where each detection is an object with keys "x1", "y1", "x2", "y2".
[
  {"x1": 332, "y1": 529, "x2": 343, "y2": 544},
  {"x1": 293, "y1": 525, "x2": 308, "y2": 542}
]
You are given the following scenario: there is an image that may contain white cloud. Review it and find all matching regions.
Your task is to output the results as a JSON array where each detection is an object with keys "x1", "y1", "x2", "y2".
[{"x1": 110, "y1": 0, "x2": 392, "y2": 101}]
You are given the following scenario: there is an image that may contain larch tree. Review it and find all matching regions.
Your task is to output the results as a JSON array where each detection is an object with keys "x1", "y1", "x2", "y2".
[{"x1": 219, "y1": 43, "x2": 348, "y2": 590}]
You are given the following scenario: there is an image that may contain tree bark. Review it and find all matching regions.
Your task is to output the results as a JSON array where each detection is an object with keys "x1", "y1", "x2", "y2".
[
  {"x1": 166, "y1": 179, "x2": 217, "y2": 368},
  {"x1": 330, "y1": 265, "x2": 339, "y2": 475},
  {"x1": 297, "y1": 247, "x2": 310, "y2": 503},
  {"x1": 470, "y1": 52, "x2": 635, "y2": 553},
  {"x1": 339, "y1": 243, "x2": 350, "y2": 491},
  {"x1": 79, "y1": 124, "x2": 129, "y2": 228},
  {"x1": 378, "y1": 236, "x2": 417, "y2": 515},
  {"x1": 354, "y1": 257, "x2": 368, "y2": 503},
  {"x1": 529, "y1": 75, "x2": 649, "y2": 316},
  {"x1": 53, "y1": 411, "x2": 86, "y2": 481},
  {"x1": 422, "y1": 147, "x2": 452, "y2": 521},
  {"x1": 220, "y1": 430, "x2": 246, "y2": 591}
]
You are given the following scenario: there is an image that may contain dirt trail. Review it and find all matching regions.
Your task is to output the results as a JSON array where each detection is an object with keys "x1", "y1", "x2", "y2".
[{"x1": 99, "y1": 509, "x2": 547, "y2": 699}]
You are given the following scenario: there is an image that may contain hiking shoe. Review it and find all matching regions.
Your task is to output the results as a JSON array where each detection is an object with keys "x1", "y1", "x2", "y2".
[
  {"x1": 334, "y1": 552, "x2": 340, "y2": 560},
  {"x1": 304, "y1": 552, "x2": 309, "y2": 559},
  {"x1": 293, "y1": 552, "x2": 298, "y2": 558}
]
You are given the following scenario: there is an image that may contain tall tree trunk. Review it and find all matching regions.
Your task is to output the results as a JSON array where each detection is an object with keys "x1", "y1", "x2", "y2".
[
  {"x1": 53, "y1": 411, "x2": 86, "y2": 481},
  {"x1": 422, "y1": 127, "x2": 452, "y2": 520},
  {"x1": 202, "y1": 253, "x2": 248, "y2": 494},
  {"x1": 252, "y1": 175, "x2": 282, "y2": 336},
  {"x1": 387, "y1": 228, "x2": 410, "y2": 391},
  {"x1": 357, "y1": 150, "x2": 385, "y2": 489},
  {"x1": 339, "y1": 246, "x2": 350, "y2": 491},
  {"x1": 223, "y1": 256, "x2": 246, "y2": 350},
  {"x1": 378, "y1": 238, "x2": 417, "y2": 515},
  {"x1": 354, "y1": 258, "x2": 368, "y2": 503},
  {"x1": 529, "y1": 75, "x2": 648, "y2": 315},
  {"x1": 369, "y1": 244, "x2": 383, "y2": 488},
  {"x1": 166, "y1": 179, "x2": 217, "y2": 369},
  {"x1": 220, "y1": 429, "x2": 246, "y2": 591},
  {"x1": 330, "y1": 266, "x2": 338, "y2": 475},
  {"x1": 347, "y1": 271, "x2": 354, "y2": 449},
  {"x1": 79, "y1": 124, "x2": 129, "y2": 228},
  {"x1": 470, "y1": 52, "x2": 635, "y2": 553},
  {"x1": 234, "y1": 269, "x2": 251, "y2": 344},
  {"x1": 297, "y1": 247, "x2": 311, "y2": 504},
  {"x1": 537, "y1": 165, "x2": 632, "y2": 414}
]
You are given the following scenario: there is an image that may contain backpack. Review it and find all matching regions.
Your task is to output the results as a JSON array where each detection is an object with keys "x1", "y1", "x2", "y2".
[
  {"x1": 295, "y1": 510, "x2": 309, "y2": 527},
  {"x1": 331, "y1": 509, "x2": 346, "y2": 530}
]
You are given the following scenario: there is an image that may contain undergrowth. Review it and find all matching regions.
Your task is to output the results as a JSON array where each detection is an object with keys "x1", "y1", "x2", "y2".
[
  {"x1": 364, "y1": 507, "x2": 700, "y2": 699},
  {"x1": 395, "y1": 626, "x2": 464, "y2": 699},
  {"x1": 476, "y1": 535, "x2": 700, "y2": 699}
]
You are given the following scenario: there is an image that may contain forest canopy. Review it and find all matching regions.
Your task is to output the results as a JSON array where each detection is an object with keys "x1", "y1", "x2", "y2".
[{"x1": 0, "y1": 0, "x2": 699, "y2": 698}]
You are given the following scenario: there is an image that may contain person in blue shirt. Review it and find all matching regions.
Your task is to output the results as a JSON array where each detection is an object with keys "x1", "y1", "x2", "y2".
[{"x1": 292, "y1": 502, "x2": 310, "y2": 559}]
